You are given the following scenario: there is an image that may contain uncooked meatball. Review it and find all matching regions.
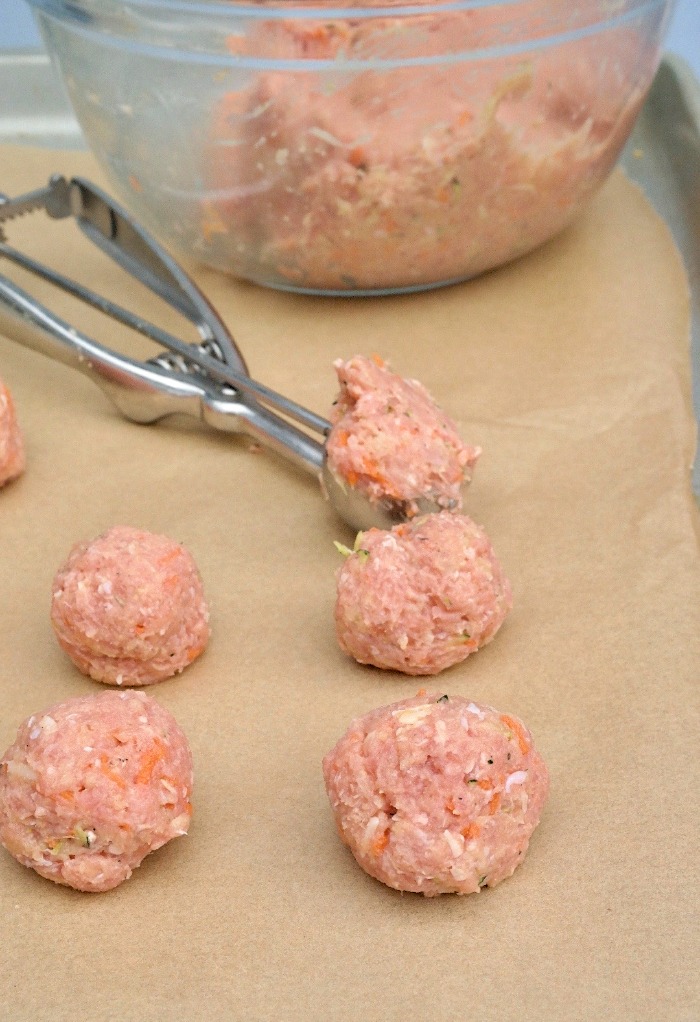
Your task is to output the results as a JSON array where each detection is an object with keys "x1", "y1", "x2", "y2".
[
  {"x1": 325, "y1": 355, "x2": 479, "y2": 518},
  {"x1": 50, "y1": 526, "x2": 210, "y2": 686},
  {"x1": 334, "y1": 510, "x2": 512, "y2": 675},
  {"x1": 0, "y1": 376, "x2": 25, "y2": 487},
  {"x1": 0, "y1": 690, "x2": 193, "y2": 892},
  {"x1": 323, "y1": 692, "x2": 549, "y2": 896}
]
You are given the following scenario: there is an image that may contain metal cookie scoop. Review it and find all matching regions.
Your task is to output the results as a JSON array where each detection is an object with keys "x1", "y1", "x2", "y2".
[{"x1": 0, "y1": 174, "x2": 445, "y2": 532}]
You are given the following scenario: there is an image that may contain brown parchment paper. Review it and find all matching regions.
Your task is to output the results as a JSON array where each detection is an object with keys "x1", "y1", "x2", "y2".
[{"x1": 0, "y1": 144, "x2": 698, "y2": 1022}]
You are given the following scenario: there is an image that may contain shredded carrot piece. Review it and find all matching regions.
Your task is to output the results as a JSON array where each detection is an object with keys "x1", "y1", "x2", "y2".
[
  {"x1": 158, "y1": 548, "x2": 182, "y2": 567},
  {"x1": 476, "y1": 778, "x2": 493, "y2": 791},
  {"x1": 134, "y1": 738, "x2": 166, "y2": 785},
  {"x1": 57, "y1": 789, "x2": 74, "y2": 801},
  {"x1": 304, "y1": 23, "x2": 333, "y2": 43},
  {"x1": 416, "y1": 688, "x2": 428, "y2": 697},
  {"x1": 444, "y1": 797, "x2": 456, "y2": 814},
  {"x1": 370, "y1": 353, "x2": 385, "y2": 368},
  {"x1": 99, "y1": 757, "x2": 127, "y2": 790},
  {"x1": 371, "y1": 831, "x2": 389, "y2": 856},
  {"x1": 500, "y1": 714, "x2": 530, "y2": 756},
  {"x1": 186, "y1": 643, "x2": 206, "y2": 664},
  {"x1": 359, "y1": 455, "x2": 386, "y2": 484},
  {"x1": 488, "y1": 792, "x2": 502, "y2": 815},
  {"x1": 461, "y1": 822, "x2": 481, "y2": 840},
  {"x1": 348, "y1": 146, "x2": 367, "y2": 168}
]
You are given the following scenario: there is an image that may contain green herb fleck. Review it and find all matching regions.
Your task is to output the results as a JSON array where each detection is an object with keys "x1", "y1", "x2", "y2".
[
  {"x1": 333, "y1": 541, "x2": 353, "y2": 558},
  {"x1": 478, "y1": 875, "x2": 488, "y2": 888}
]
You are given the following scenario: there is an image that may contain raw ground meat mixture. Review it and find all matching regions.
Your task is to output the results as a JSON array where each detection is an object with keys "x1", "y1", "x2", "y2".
[
  {"x1": 0, "y1": 376, "x2": 25, "y2": 487},
  {"x1": 50, "y1": 526, "x2": 210, "y2": 687},
  {"x1": 0, "y1": 690, "x2": 193, "y2": 892},
  {"x1": 323, "y1": 691, "x2": 549, "y2": 896},
  {"x1": 325, "y1": 355, "x2": 479, "y2": 517},
  {"x1": 198, "y1": 13, "x2": 652, "y2": 290},
  {"x1": 335, "y1": 510, "x2": 512, "y2": 675}
]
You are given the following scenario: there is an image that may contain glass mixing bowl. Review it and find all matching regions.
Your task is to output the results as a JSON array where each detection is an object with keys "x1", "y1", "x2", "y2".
[{"x1": 27, "y1": 0, "x2": 676, "y2": 295}]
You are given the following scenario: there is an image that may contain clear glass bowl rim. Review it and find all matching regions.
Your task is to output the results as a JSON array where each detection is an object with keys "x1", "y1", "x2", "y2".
[{"x1": 26, "y1": 0, "x2": 672, "y2": 25}]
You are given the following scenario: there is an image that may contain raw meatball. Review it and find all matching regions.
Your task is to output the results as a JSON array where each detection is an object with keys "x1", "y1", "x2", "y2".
[
  {"x1": 325, "y1": 355, "x2": 479, "y2": 518},
  {"x1": 0, "y1": 377, "x2": 25, "y2": 487},
  {"x1": 323, "y1": 692, "x2": 549, "y2": 896},
  {"x1": 335, "y1": 510, "x2": 511, "y2": 675},
  {"x1": 50, "y1": 526, "x2": 210, "y2": 687},
  {"x1": 0, "y1": 690, "x2": 193, "y2": 892}
]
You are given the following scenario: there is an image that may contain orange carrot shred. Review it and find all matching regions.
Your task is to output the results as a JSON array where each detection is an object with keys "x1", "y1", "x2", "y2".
[
  {"x1": 461, "y1": 822, "x2": 481, "y2": 840},
  {"x1": 134, "y1": 738, "x2": 166, "y2": 785},
  {"x1": 99, "y1": 757, "x2": 127, "y2": 790},
  {"x1": 348, "y1": 146, "x2": 367, "y2": 168},
  {"x1": 500, "y1": 714, "x2": 530, "y2": 755},
  {"x1": 488, "y1": 792, "x2": 502, "y2": 815},
  {"x1": 371, "y1": 831, "x2": 389, "y2": 856}
]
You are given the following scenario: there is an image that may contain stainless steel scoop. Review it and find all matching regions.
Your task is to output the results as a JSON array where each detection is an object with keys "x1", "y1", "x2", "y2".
[{"x1": 0, "y1": 174, "x2": 452, "y2": 532}]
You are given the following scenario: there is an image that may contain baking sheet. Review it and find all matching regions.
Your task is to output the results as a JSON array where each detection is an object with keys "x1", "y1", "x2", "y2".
[{"x1": 0, "y1": 61, "x2": 699, "y2": 1022}]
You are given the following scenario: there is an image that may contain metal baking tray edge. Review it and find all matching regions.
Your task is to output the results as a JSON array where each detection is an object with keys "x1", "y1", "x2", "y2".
[{"x1": 1, "y1": 47, "x2": 699, "y2": 494}]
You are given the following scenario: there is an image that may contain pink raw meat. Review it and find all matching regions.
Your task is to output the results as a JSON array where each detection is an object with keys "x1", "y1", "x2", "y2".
[
  {"x1": 325, "y1": 355, "x2": 479, "y2": 517},
  {"x1": 0, "y1": 377, "x2": 25, "y2": 487},
  {"x1": 335, "y1": 510, "x2": 511, "y2": 675},
  {"x1": 323, "y1": 691, "x2": 549, "y2": 896},
  {"x1": 51, "y1": 526, "x2": 210, "y2": 686},
  {"x1": 0, "y1": 690, "x2": 193, "y2": 892}
]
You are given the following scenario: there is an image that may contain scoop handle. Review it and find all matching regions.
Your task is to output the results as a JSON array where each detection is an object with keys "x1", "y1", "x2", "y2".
[
  {"x1": 0, "y1": 270, "x2": 326, "y2": 476},
  {"x1": 0, "y1": 271, "x2": 205, "y2": 422}
]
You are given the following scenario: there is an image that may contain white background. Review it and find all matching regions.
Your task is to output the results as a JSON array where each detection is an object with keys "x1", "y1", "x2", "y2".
[{"x1": 0, "y1": 0, "x2": 699, "y2": 77}]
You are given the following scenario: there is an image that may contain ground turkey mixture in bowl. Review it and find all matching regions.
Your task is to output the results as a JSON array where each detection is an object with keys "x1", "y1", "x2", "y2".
[{"x1": 29, "y1": 0, "x2": 675, "y2": 293}]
